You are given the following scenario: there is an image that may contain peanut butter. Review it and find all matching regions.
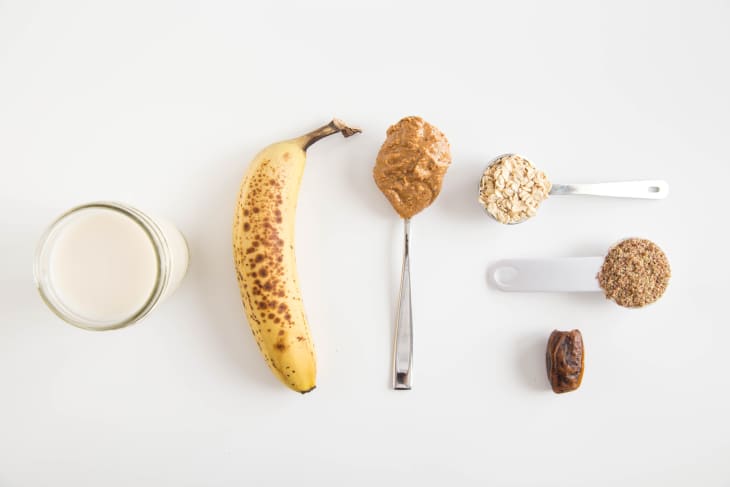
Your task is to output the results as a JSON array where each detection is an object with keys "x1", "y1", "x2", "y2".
[{"x1": 373, "y1": 116, "x2": 452, "y2": 219}]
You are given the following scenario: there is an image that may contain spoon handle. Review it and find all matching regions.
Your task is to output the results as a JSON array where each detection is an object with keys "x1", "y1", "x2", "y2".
[
  {"x1": 489, "y1": 257, "x2": 605, "y2": 292},
  {"x1": 550, "y1": 180, "x2": 669, "y2": 199},
  {"x1": 393, "y1": 218, "x2": 413, "y2": 390}
]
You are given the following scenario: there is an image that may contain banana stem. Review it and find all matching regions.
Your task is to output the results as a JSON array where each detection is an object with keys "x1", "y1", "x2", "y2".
[{"x1": 297, "y1": 119, "x2": 362, "y2": 150}]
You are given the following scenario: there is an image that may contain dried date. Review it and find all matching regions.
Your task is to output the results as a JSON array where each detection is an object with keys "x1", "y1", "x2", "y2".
[{"x1": 546, "y1": 329, "x2": 585, "y2": 393}]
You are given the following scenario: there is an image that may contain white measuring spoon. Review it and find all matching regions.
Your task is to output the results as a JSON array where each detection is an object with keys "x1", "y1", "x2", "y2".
[
  {"x1": 489, "y1": 257, "x2": 604, "y2": 292},
  {"x1": 490, "y1": 238, "x2": 671, "y2": 311},
  {"x1": 480, "y1": 154, "x2": 669, "y2": 224}
]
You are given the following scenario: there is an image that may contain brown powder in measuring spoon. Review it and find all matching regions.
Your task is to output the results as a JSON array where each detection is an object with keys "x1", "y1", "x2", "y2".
[
  {"x1": 373, "y1": 116, "x2": 452, "y2": 219},
  {"x1": 597, "y1": 238, "x2": 671, "y2": 308}
]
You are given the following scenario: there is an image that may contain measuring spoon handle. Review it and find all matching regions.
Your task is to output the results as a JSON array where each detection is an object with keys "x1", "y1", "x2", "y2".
[
  {"x1": 550, "y1": 180, "x2": 669, "y2": 199},
  {"x1": 488, "y1": 257, "x2": 605, "y2": 292},
  {"x1": 393, "y1": 219, "x2": 413, "y2": 390}
]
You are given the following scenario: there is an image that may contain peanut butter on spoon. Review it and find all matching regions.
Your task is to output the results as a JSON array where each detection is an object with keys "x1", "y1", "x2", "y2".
[
  {"x1": 374, "y1": 116, "x2": 452, "y2": 219},
  {"x1": 373, "y1": 116, "x2": 452, "y2": 390}
]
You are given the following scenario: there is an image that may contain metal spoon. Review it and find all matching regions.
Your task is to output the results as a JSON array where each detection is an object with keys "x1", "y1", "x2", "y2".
[
  {"x1": 393, "y1": 218, "x2": 413, "y2": 390},
  {"x1": 480, "y1": 153, "x2": 669, "y2": 224}
]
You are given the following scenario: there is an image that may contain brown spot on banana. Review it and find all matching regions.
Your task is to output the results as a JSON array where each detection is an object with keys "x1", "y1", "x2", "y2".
[{"x1": 232, "y1": 119, "x2": 360, "y2": 393}]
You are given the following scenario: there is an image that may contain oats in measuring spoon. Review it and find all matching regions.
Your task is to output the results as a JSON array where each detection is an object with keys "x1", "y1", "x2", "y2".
[{"x1": 478, "y1": 154, "x2": 552, "y2": 224}]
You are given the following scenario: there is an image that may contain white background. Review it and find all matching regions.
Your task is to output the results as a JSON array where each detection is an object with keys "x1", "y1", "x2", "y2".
[{"x1": 1, "y1": 1, "x2": 729, "y2": 485}]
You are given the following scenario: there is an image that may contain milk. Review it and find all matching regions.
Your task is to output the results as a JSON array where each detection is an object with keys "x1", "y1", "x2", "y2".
[{"x1": 37, "y1": 203, "x2": 189, "y2": 329}]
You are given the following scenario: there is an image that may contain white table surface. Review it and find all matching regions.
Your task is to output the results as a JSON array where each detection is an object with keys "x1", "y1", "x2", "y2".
[{"x1": 2, "y1": 1, "x2": 729, "y2": 485}]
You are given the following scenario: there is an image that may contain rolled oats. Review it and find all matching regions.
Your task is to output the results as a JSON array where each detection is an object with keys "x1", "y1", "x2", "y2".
[{"x1": 478, "y1": 154, "x2": 552, "y2": 224}]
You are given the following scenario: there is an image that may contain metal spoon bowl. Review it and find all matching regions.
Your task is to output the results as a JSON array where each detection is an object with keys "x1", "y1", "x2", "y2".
[{"x1": 479, "y1": 153, "x2": 669, "y2": 224}]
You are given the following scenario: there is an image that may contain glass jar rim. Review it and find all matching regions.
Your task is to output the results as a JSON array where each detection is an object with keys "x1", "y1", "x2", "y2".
[{"x1": 34, "y1": 201, "x2": 172, "y2": 331}]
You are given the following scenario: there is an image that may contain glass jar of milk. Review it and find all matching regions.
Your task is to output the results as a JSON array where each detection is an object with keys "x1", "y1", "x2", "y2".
[{"x1": 34, "y1": 202, "x2": 189, "y2": 331}]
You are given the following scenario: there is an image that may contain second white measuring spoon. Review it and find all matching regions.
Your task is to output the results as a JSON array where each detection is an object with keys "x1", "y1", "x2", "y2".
[
  {"x1": 488, "y1": 238, "x2": 672, "y2": 308},
  {"x1": 489, "y1": 257, "x2": 604, "y2": 292}
]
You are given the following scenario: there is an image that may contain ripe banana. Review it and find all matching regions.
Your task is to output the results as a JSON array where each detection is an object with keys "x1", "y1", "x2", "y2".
[{"x1": 233, "y1": 119, "x2": 361, "y2": 393}]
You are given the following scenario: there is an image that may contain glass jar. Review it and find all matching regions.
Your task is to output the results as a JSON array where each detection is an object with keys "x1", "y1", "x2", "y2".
[{"x1": 34, "y1": 202, "x2": 189, "y2": 331}]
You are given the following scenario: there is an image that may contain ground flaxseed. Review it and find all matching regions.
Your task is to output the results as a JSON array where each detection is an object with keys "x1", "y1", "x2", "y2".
[{"x1": 597, "y1": 238, "x2": 670, "y2": 308}]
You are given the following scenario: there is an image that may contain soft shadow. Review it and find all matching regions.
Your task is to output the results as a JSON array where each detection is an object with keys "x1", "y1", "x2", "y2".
[
  {"x1": 433, "y1": 158, "x2": 488, "y2": 221},
  {"x1": 182, "y1": 151, "x2": 282, "y2": 392},
  {"x1": 567, "y1": 241, "x2": 606, "y2": 258},
  {"x1": 338, "y1": 131, "x2": 402, "y2": 389},
  {"x1": 0, "y1": 221, "x2": 53, "y2": 333},
  {"x1": 515, "y1": 332, "x2": 551, "y2": 392},
  {"x1": 343, "y1": 131, "x2": 394, "y2": 219}
]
